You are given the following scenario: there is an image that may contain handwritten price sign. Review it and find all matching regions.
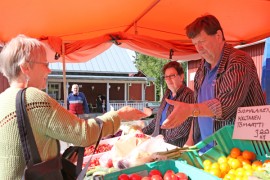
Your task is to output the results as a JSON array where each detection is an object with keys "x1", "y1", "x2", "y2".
[{"x1": 232, "y1": 105, "x2": 270, "y2": 141}]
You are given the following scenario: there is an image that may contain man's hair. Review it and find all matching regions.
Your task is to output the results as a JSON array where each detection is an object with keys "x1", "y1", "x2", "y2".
[
  {"x1": 162, "y1": 61, "x2": 184, "y2": 75},
  {"x1": 72, "y1": 84, "x2": 79, "y2": 90},
  {"x1": 0, "y1": 34, "x2": 46, "y2": 82},
  {"x1": 185, "y1": 14, "x2": 225, "y2": 40}
]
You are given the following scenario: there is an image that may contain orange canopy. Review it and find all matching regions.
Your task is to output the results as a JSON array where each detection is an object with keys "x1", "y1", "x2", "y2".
[{"x1": 1, "y1": 0, "x2": 270, "y2": 62}]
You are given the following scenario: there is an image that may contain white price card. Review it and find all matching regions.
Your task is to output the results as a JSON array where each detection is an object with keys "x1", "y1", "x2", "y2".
[{"x1": 232, "y1": 105, "x2": 270, "y2": 141}]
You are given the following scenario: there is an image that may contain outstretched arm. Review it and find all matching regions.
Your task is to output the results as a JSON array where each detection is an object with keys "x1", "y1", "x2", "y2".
[
  {"x1": 161, "y1": 99, "x2": 214, "y2": 129},
  {"x1": 117, "y1": 106, "x2": 152, "y2": 121}
]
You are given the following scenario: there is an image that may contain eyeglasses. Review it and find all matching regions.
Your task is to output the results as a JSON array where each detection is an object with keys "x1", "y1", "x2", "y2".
[{"x1": 163, "y1": 74, "x2": 179, "y2": 80}]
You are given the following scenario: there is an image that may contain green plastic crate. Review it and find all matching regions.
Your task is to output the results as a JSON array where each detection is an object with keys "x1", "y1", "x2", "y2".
[
  {"x1": 104, "y1": 159, "x2": 219, "y2": 180},
  {"x1": 180, "y1": 125, "x2": 270, "y2": 169}
]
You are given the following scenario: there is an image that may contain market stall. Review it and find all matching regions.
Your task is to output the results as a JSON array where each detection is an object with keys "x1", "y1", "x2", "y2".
[{"x1": 1, "y1": 1, "x2": 270, "y2": 179}]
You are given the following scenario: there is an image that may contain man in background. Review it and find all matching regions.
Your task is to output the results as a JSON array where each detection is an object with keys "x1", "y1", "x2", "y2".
[{"x1": 67, "y1": 84, "x2": 90, "y2": 115}]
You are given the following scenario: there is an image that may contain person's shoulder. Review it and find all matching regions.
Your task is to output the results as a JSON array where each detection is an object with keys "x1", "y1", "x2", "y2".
[
  {"x1": 181, "y1": 85, "x2": 194, "y2": 93},
  {"x1": 79, "y1": 92, "x2": 86, "y2": 96},
  {"x1": 226, "y1": 44, "x2": 252, "y2": 62},
  {"x1": 26, "y1": 87, "x2": 49, "y2": 101},
  {"x1": 27, "y1": 87, "x2": 46, "y2": 94},
  {"x1": 232, "y1": 47, "x2": 250, "y2": 57},
  {"x1": 26, "y1": 87, "x2": 60, "y2": 108}
]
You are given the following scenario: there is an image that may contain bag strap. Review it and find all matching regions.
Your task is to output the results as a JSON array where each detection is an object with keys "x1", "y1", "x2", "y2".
[
  {"x1": 15, "y1": 88, "x2": 42, "y2": 166},
  {"x1": 76, "y1": 117, "x2": 104, "y2": 180},
  {"x1": 75, "y1": 147, "x2": 85, "y2": 176}
]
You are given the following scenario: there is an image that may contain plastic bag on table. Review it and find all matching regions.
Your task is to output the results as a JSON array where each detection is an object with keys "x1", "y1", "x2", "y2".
[{"x1": 109, "y1": 134, "x2": 168, "y2": 169}]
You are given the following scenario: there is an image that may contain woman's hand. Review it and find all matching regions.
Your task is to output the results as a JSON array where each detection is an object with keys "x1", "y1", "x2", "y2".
[{"x1": 117, "y1": 106, "x2": 152, "y2": 121}]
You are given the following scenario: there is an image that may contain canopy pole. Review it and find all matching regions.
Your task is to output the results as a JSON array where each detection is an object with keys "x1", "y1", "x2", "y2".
[
  {"x1": 106, "y1": 82, "x2": 110, "y2": 112},
  {"x1": 62, "y1": 42, "x2": 67, "y2": 109}
]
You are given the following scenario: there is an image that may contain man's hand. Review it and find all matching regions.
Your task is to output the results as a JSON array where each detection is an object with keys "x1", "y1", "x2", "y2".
[
  {"x1": 161, "y1": 99, "x2": 192, "y2": 129},
  {"x1": 142, "y1": 107, "x2": 152, "y2": 117},
  {"x1": 117, "y1": 106, "x2": 152, "y2": 121}
]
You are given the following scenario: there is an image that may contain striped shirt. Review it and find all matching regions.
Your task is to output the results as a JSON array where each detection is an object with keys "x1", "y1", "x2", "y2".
[
  {"x1": 193, "y1": 43, "x2": 266, "y2": 143},
  {"x1": 142, "y1": 85, "x2": 194, "y2": 147}
]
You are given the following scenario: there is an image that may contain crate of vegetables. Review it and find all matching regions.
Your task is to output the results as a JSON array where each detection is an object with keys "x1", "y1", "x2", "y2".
[
  {"x1": 180, "y1": 125, "x2": 270, "y2": 168},
  {"x1": 179, "y1": 125, "x2": 270, "y2": 179},
  {"x1": 104, "y1": 159, "x2": 218, "y2": 180}
]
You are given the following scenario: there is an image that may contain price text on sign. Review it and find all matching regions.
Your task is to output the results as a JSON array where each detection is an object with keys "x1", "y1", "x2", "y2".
[{"x1": 232, "y1": 105, "x2": 270, "y2": 141}]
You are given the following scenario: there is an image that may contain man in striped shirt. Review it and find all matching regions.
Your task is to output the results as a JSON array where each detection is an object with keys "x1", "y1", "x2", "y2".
[
  {"x1": 142, "y1": 61, "x2": 194, "y2": 147},
  {"x1": 161, "y1": 14, "x2": 266, "y2": 151}
]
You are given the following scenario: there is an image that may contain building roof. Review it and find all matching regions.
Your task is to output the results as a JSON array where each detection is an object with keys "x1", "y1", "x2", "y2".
[
  {"x1": 48, "y1": 74, "x2": 154, "y2": 83},
  {"x1": 49, "y1": 44, "x2": 138, "y2": 74}
]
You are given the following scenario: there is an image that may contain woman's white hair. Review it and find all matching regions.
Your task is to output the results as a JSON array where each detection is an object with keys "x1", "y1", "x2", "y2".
[{"x1": 0, "y1": 34, "x2": 46, "y2": 82}]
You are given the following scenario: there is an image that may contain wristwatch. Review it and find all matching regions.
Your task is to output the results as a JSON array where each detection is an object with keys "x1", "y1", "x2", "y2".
[{"x1": 191, "y1": 104, "x2": 200, "y2": 117}]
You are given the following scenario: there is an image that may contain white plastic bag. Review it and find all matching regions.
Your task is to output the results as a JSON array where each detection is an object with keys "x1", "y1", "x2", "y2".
[{"x1": 108, "y1": 134, "x2": 168, "y2": 169}]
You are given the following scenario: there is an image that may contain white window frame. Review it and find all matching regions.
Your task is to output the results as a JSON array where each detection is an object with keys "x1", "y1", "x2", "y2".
[{"x1": 48, "y1": 83, "x2": 61, "y2": 100}]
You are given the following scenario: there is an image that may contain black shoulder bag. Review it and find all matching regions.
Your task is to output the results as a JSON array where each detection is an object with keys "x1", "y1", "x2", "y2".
[{"x1": 15, "y1": 88, "x2": 103, "y2": 180}]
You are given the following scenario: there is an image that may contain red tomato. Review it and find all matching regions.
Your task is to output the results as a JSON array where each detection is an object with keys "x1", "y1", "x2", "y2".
[
  {"x1": 164, "y1": 170, "x2": 175, "y2": 174},
  {"x1": 106, "y1": 158, "x2": 113, "y2": 168},
  {"x1": 129, "y1": 173, "x2": 142, "y2": 180},
  {"x1": 149, "y1": 169, "x2": 162, "y2": 177},
  {"x1": 151, "y1": 174, "x2": 163, "y2": 180},
  {"x1": 142, "y1": 177, "x2": 151, "y2": 180},
  {"x1": 118, "y1": 174, "x2": 130, "y2": 180},
  {"x1": 163, "y1": 170, "x2": 177, "y2": 180},
  {"x1": 175, "y1": 172, "x2": 188, "y2": 180}
]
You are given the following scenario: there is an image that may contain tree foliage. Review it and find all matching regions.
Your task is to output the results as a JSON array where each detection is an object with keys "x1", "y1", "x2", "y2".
[
  {"x1": 134, "y1": 53, "x2": 168, "y2": 101},
  {"x1": 134, "y1": 52, "x2": 187, "y2": 101}
]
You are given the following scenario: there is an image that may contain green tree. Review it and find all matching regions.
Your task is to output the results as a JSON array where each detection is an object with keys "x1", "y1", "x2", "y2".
[
  {"x1": 134, "y1": 53, "x2": 168, "y2": 101},
  {"x1": 134, "y1": 52, "x2": 188, "y2": 101}
]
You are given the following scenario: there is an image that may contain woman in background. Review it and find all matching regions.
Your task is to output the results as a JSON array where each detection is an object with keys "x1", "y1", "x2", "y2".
[{"x1": 142, "y1": 61, "x2": 194, "y2": 147}]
